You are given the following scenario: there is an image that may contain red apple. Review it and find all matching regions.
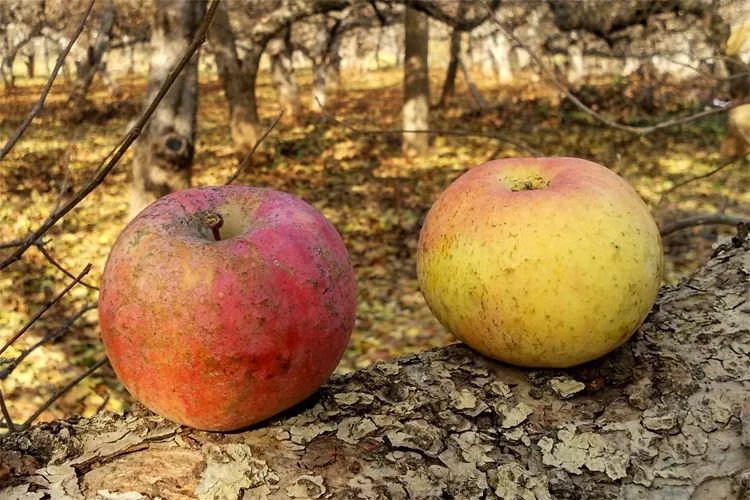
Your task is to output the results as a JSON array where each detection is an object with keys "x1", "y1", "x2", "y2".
[
  {"x1": 98, "y1": 186, "x2": 356, "y2": 431},
  {"x1": 417, "y1": 157, "x2": 663, "y2": 368}
]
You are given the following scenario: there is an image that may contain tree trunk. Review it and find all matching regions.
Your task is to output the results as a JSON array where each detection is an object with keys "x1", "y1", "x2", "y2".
[
  {"x1": 438, "y1": 26, "x2": 461, "y2": 106},
  {"x1": 208, "y1": 1, "x2": 262, "y2": 152},
  {"x1": 310, "y1": 17, "x2": 330, "y2": 112},
  {"x1": 70, "y1": 0, "x2": 116, "y2": 106},
  {"x1": 567, "y1": 33, "x2": 585, "y2": 91},
  {"x1": 129, "y1": 0, "x2": 206, "y2": 216},
  {"x1": 310, "y1": 18, "x2": 341, "y2": 113},
  {"x1": 268, "y1": 25, "x2": 302, "y2": 123},
  {"x1": 24, "y1": 53, "x2": 34, "y2": 79},
  {"x1": 2, "y1": 227, "x2": 750, "y2": 498},
  {"x1": 1, "y1": 52, "x2": 16, "y2": 90},
  {"x1": 402, "y1": 7, "x2": 430, "y2": 154},
  {"x1": 459, "y1": 59, "x2": 488, "y2": 110},
  {"x1": 312, "y1": 62, "x2": 328, "y2": 112},
  {"x1": 127, "y1": 40, "x2": 136, "y2": 75},
  {"x1": 484, "y1": 32, "x2": 513, "y2": 84},
  {"x1": 42, "y1": 38, "x2": 51, "y2": 74},
  {"x1": 720, "y1": 28, "x2": 750, "y2": 159},
  {"x1": 325, "y1": 34, "x2": 342, "y2": 93}
]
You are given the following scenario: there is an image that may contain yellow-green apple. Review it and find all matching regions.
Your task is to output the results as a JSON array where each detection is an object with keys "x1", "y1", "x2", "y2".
[
  {"x1": 98, "y1": 186, "x2": 356, "y2": 431},
  {"x1": 417, "y1": 157, "x2": 663, "y2": 368}
]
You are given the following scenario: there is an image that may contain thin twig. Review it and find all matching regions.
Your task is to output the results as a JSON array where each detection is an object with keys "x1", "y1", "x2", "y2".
[
  {"x1": 0, "y1": 0, "x2": 96, "y2": 163},
  {"x1": 0, "y1": 389, "x2": 15, "y2": 432},
  {"x1": 94, "y1": 393, "x2": 110, "y2": 414},
  {"x1": 0, "y1": 239, "x2": 25, "y2": 250},
  {"x1": 0, "y1": 303, "x2": 98, "y2": 380},
  {"x1": 660, "y1": 214, "x2": 750, "y2": 236},
  {"x1": 0, "y1": 0, "x2": 221, "y2": 272},
  {"x1": 659, "y1": 156, "x2": 746, "y2": 200},
  {"x1": 458, "y1": 59, "x2": 488, "y2": 110},
  {"x1": 225, "y1": 110, "x2": 284, "y2": 185},
  {"x1": 484, "y1": 3, "x2": 749, "y2": 135},
  {"x1": 0, "y1": 264, "x2": 92, "y2": 357},
  {"x1": 53, "y1": 148, "x2": 74, "y2": 214},
  {"x1": 35, "y1": 244, "x2": 99, "y2": 290},
  {"x1": 20, "y1": 357, "x2": 109, "y2": 430},
  {"x1": 315, "y1": 97, "x2": 541, "y2": 156},
  {"x1": 348, "y1": 125, "x2": 540, "y2": 156}
]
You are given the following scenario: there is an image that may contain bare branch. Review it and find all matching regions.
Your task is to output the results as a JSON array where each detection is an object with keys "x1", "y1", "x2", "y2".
[
  {"x1": 457, "y1": 59, "x2": 488, "y2": 110},
  {"x1": 0, "y1": 0, "x2": 221, "y2": 272},
  {"x1": 225, "y1": 111, "x2": 284, "y2": 185},
  {"x1": 20, "y1": 357, "x2": 108, "y2": 430},
  {"x1": 0, "y1": 303, "x2": 98, "y2": 381},
  {"x1": 405, "y1": 0, "x2": 500, "y2": 31},
  {"x1": 0, "y1": 0, "x2": 96, "y2": 163},
  {"x1": 368, "y1": 0, "x2": 388, "y2": 26},
  {"x1": 0, "y1": 390, "x2": 14, "y2": 432},
  {"x1": 484, "y1": 4, "x2": 749, "y2": 135},
  {"x1": 659, "y1": 156, "x2": 746, "y2": 200},
  {"x1": 0, "y1": 240, "x2": 25, "y2": 250},
  {"x1": 316, "y1": 97, "x2": 542, "y2": 156},
  {"x1": 35, "y1": 244, "x2": 99, "y2": 290},
  {"x1": 0, "y1": 263, "x2": 92, "y2": 358},
  {"x1": 53, "y1": 148, "x2": 74, "y2": 215},
  {"x1": 660, "y1": 214, "x2": 750, "y2": 237},
  {"x1": 94, "y1": 393, "x2": 110, "y2": 415}
]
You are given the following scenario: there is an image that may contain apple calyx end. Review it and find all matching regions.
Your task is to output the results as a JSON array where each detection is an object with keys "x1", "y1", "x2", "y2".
[{"x1": 501, "y1": 174, "x2": 550, "y2": 192}]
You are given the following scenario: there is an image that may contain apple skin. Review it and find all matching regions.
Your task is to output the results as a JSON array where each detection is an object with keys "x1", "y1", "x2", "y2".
[
  {"x1": 417, "y1": 157, "x2": 663, "y2": 368},
  {"x1": 98, "y1": 186, "x2": 356, "y2": 431}
]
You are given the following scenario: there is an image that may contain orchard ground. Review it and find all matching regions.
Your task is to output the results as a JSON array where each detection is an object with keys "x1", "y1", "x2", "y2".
[{"x1": 1, "y1": 66, "x2": 748, "y2": 424}]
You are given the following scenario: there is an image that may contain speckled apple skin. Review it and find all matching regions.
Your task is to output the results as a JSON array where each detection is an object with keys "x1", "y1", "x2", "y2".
[
  {"x1": 417, "y1": 157, "x2": 663, "y2": 368},
  {"x1": 98, "y1": 186, "x2": 356, "y2": 431}
]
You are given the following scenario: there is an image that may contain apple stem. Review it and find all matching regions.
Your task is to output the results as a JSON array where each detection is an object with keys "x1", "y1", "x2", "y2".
[{"x1": 205, "y1": 213, "x2": 223, "y2": 241}]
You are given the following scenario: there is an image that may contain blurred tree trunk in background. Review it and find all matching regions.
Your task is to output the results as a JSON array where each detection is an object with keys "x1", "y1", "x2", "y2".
[
  {"x1": 130, "y1": 0, "x2": 206, "y2": 216},
  {"x1": 481, "y1": 32, "x2": 513, "y2": 84},
  {"x1": 70, "y1": 0, "x2": 116, "y2": 106},
  {"x1": 209, "y1": 1, "x2": 350, "y2": 148},
  {"x1": 566, "y1": 32, "x2": 585, "y2": 91},
  {"x1": 438, "y1": 15, "x2": 463, "y2": 106},
  {"x1": 23, "y1": 52, "x2": 34, "y2": 78},
  {"x1": 721, "y1": 24, "x2": 750, "y2": 158},
  {"x1": 269, "y1": 24, "x2": 302, "y2": 123},
  {"x1": 311, "y1": 16, "x2": 343, "y2": 113},
  {"x1": 208, "y1": 2, "x2": 262, "y2": 153},
  {"x1": 326, "y1": 32, "x2": 343, "y2": 92},
  {"x1": 402, "y1": 6, "x2": 429, "y2": 154}
]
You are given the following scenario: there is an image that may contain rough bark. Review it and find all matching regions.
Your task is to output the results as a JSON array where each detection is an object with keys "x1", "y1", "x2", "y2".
[
  {"x1": 2, "y1": 224, "x2": 749, "y2": 498},
  {"x1": 268, "y1": 25, "x2": 302, "y2": 123},
  {"x1": 69, "y1": 0, "x2": 117, "y2": 106},
  {"x1": 402, "y1": 7, "x2": 430, "y2": 154},
  {"x1": 129, "y1": 0, "x2": 206, "y2": 216}
]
